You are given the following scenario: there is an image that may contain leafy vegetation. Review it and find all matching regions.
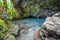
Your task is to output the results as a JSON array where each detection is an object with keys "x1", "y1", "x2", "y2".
[
  {"x1": 0, "y1": 0, "x2": 19, "y2": 19},
  {"x1": 0, "y1": 17, "x2": 16, "y2": 40},
  {"x1": 0, "y1": 0, "x2": 60, "y2": 40},
  {"x1": 0, "y1": 19, "x2": 9, "y2": 32},
  {"x1": 0, "y1": 0, "x2": 3, "y2": 7},
  {"x1": 0, "y1": 0, "x2": 17, "y2": 40},
  {"x1": 0, "y1": 32, "x2": 4, "y2": 39},
  {"x1": 5, "y1": 0, "x2": 16, "y2": 18}
]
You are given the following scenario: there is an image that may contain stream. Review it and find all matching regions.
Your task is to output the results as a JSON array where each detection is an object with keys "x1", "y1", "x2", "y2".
[{"x1": 12, "y1": 18, "x2": 46, "y2": 40}]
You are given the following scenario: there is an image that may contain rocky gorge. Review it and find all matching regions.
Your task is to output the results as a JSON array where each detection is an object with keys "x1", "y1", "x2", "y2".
[
  {"x1": 34, "y1": 17, "x2": 60, "y2": 40},
  {"x1": 0, "y1": 0, "x2": 60, "y2": 40}
]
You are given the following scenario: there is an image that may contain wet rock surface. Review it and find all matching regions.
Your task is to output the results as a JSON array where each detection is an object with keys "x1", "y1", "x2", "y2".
[
  {"x1": 53, "y1": 12, "x2": 60, "y2": 17},
  {"x1": 35, "y1": 17, "x2": 60, "y2": 40},
  {"x1": 16, "y1": 25, "x2": 40, "y2": 40}
]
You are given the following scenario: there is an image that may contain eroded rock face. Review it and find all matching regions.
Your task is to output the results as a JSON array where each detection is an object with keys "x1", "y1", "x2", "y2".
[
  {"x1": 39, "y1": 17, "x2": 60, "y2": 40},
  {"x1": 12, "y1": 0, "x2": 60, "y2": 18},
  {"x1": 53, "y1": 12, "x2": 60, "y2": 17}
]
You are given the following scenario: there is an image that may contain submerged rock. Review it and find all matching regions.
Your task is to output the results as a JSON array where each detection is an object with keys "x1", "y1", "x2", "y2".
[
  {"x1": 35, "y1": 17, "x2": 60, "y2": 40},
  {"x1": 11, "y1": 18, "x2": 46, "y2": 40},
  {"x1": 16, "y1": 25, "x2": 40, "y2": 40}
]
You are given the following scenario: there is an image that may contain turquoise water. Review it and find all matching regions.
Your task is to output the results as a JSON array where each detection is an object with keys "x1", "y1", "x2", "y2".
[
  {"x1": 12, "y1": 18, "x2": 46, "y2": 27},
  {"x1": 12, "y1": 18, "x2": 46, "y2": 40}
]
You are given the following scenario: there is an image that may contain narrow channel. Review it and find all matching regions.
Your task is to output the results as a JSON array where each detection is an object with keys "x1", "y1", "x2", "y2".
[{"x1": 12, "y1": 18, "x2": 46, "y2": 40}]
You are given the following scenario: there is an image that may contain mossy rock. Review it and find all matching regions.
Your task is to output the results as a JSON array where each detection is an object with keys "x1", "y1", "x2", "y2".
[
  {"x1": 0, "y1": 11, "x2": 13, "y2": 20},
  {"x1": 13, "y1": 0, "x2": 60, "y2": 17},
  {"x1": 4, "y1": 35, "x2": 16, "y2": 40}
]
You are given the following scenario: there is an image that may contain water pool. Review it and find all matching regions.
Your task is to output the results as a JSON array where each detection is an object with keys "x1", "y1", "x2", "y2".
[
  {"x1": 12, "y1": 18, "x2": 46, "y2": 27},
  {"x1": 12, "y1": 18, "x2": 46, "y2": 40}
]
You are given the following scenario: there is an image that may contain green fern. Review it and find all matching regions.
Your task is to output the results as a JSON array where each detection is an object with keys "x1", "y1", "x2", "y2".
[
  {"x1": 0, "y1": 19, "x2": 9, "y2": 32},
  {"x1": 5, "y1": 0, "x2": 16, "y2": 18}
]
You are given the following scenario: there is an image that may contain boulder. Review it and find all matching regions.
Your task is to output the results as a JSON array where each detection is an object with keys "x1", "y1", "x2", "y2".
[
  {"x1": 53, "y1": 12, "x2": 60, "y2": 17},
  {"x1": 8, "y1": 24, "x2": 20, "y2": 36},
  {"x1": 39, "y1": 17, "x2": 60, "y2": 40}
]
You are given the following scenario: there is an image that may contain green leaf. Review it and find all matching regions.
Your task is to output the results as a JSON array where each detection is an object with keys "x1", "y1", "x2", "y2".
[
  {"x1": 0, "y1": 19, "x2": 9, "y2": 32},
  {"x1": 0, "y1": 32, "x2": 4, "y2": 39},
  {"x1": 0, "y1": 0, "x2": 3, "y2": 7},
  {"x1": 5, "y1": 0, "x2": 16, "y2": 18}
]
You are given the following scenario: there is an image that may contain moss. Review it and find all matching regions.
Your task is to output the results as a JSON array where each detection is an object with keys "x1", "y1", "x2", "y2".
[{"x1": 13, "y1": 0, "x2": 59, "y2": 17}]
